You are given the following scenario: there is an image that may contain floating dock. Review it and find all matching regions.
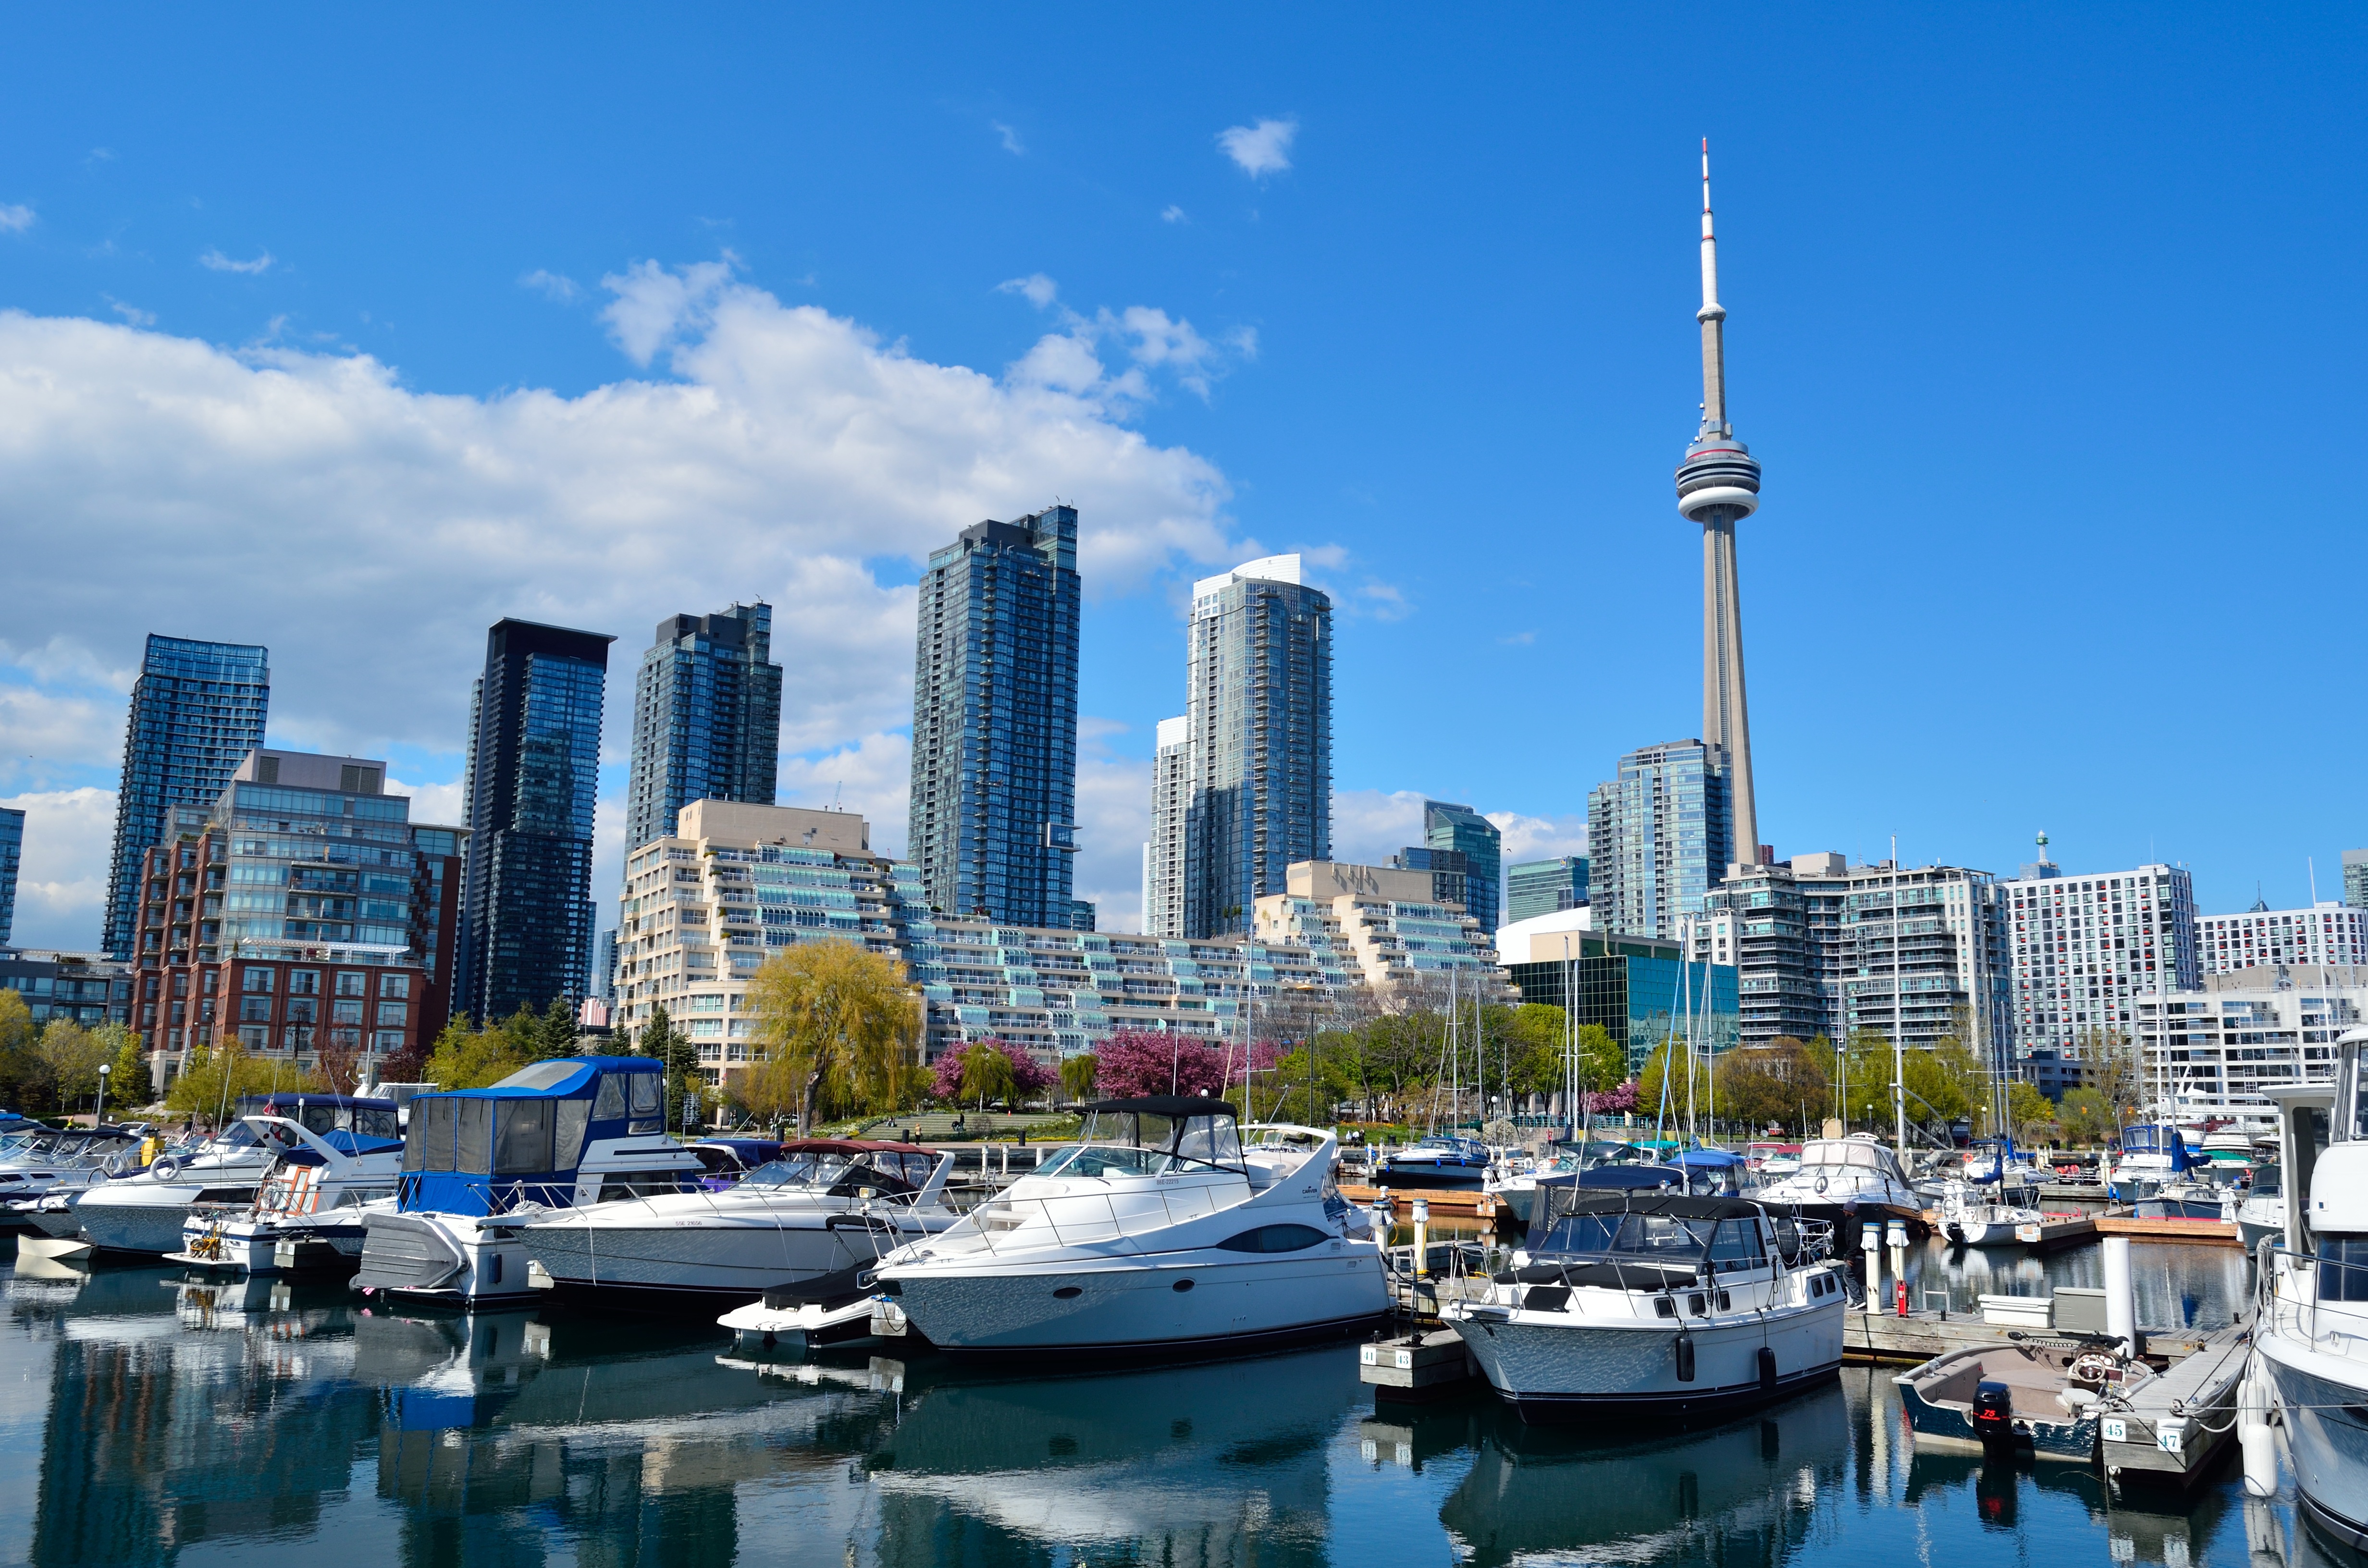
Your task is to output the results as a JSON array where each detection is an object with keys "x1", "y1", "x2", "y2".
[
  {"x1": 2097, "y1": 1328, "x2": 2250, "y2": 1491},
  {"x1": 2092, "y1": 1213, "x2": 2242, "y2": 1248},
  {"x1": 1339, "y1": 1184, "x2": 1500, "y2": 1219}
]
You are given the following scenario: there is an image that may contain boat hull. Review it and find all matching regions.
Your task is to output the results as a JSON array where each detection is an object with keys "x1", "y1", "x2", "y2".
[
  {"x1": 2258, "y1": 1331, "x2": 2368, "y2": 1545},
  {"x1": 1375, "y1": 1161, "x2": 1489, "y2": 1191},
  {"x1": 2135, "y1": 1195, "x2": 2232, "y2": 1221},
  {"x1": 522, "y1": 1212, "x2": 928, "y2": 1310},
  {"x1": 77, "y1": 1189, "x2": 253, "y2": 1257},
  {"x1": 887, "y1": 1248, "x2": 1390, "y2": 1357},
  {"x1": 1449, "y1": 1299, "x2": 1845, "y2": 1421}
]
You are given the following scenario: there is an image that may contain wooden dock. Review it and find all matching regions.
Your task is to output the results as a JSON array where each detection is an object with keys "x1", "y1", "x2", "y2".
[
  {"x1": 2098, "y1": 1326, "x2": 2250, "y2": 1491},
  {"x1": 1340, "y1": 1184, "x2": 1500, "y2": 1219},
  {"x1": 2093, "y1": 1213, "x2": 2242, "y2": 1248},
  {"x1": 1841, "y1": 1305, "x2": 2225, "y2": 1366}
]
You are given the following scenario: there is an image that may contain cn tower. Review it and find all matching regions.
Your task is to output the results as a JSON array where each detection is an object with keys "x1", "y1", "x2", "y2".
[{"x1": 1674, "y1": 139, "x2": 1764, "y2": 869}]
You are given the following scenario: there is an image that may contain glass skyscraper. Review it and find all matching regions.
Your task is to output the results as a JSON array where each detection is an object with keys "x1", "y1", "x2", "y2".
[
  {"x1": 1181, "y1": 555, "x2": 1332, "y2": 939},
  {"x1": 1506, "y1": 855, "x2": 1589, "y2": 923},
  {"x1": 624, "y1": 601, "x2": 783, "y2": 852},
  {"x1": 1586, "y1": 739, "x2": 1732, "y2": 942},
  {"x1": 907, "y1": 507, "x2": 1081, "y2": 926},
  {"x1": 1423, "y1": 799, "x2": 1502, "y2": 936},
  {"x1": 459, "y1": 618, "x2": 615, "y2": 1024},
  {"x1": 103, "y1": 636, "x2": 271, "y2": 959},
  {"x1": 0, "y1": 806, "x2": 22, "y2": 948}
]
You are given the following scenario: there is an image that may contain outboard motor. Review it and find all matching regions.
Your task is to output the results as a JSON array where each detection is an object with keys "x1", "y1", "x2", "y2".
[{"x1": 1971, "y1": 1379, "x2": 2015, "y2": 1448}]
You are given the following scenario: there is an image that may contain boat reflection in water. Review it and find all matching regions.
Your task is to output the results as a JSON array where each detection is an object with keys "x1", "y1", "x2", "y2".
[{"x1": 1433, "y1": 1379, "x2": 1852, "y2": 1568}]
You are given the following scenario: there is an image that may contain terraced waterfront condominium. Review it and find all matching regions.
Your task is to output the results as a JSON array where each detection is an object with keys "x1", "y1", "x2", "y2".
[
  {"x1": 1177, "y1": 555, "x2": 1332, "y2": 940},
  {"x1": 102, "y1": 635, "x2": 271, "y2": 960},
  {"x1": 907, "y1": 507, "x2": 1081, "y2": 927},
  {"x1": 459, "y1": 618, "x2": 615, "y2": 1023},
  {"x1": 623, "y1": 602, "x2": 783, "y2": 854}
]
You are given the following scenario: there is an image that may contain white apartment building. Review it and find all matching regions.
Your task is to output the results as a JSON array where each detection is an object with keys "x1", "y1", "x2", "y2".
[
  {"x1": 2197, "y1": 902, "x2": 2368, "y2": 976},
  {"x1": 2136, "y1": 967, "x2": 2368, "y2": 1137},
  {"x1": 1252, "y1": 859, "x2": 1508, "y2": 995},
  {"x1": 2002, "y1": 863, "x2": 2199, "y2": 1058},
  {"x1": 1142, "y1": 716, "x2": 1190, "y2": 938}
]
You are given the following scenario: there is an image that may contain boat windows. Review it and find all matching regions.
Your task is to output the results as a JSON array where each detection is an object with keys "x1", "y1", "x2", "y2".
[
  {"x1": 1065, "y1": 1109, "x2": 1246, "y2": 1176},
  {"x1": 1216, "y1": 1223, "x2": 1328, "y2": 1253},
  {"x1": 1530, "y1": 1207, "x2": 1709, "y2": 1264},
  {"x1": 492, "y1": 1101, "x2": 555, "y2": 1175},
  {"x1": 745, "y1": 1152, "x2": 860, "y2": 1189},
  {"x1": 492, "y1": 1061, "x2": 588, "y2": 1092},
  {"x1": 454, "y1": 1100, "x2": 493, "y2": 1175},
  {"x1": 2253, "y1": 1165, "x2": 2281, "y2": 1196},
  {"x1": 2319, "y1": 1237, "x2": 2368, "y2": 1303},
  {"x1": 596, "y1": 1171, "x2": 691, "y2": 1201},
  {"x1": 1706, "y1": 1217, "x2": 1766, "y2": 1274},
  {"x1": 593, "y1": 1074, "x2": 629, "y2": 1121},
  {"x1": 404, "y1": 1098, "x2": 454, "y2": 1172},
  {"x1": 552, "y1": 1100, "x2": 590, "y2": 1171}
]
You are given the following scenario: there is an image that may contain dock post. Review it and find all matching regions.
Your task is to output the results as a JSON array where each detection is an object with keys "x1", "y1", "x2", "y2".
[
  {"x1": 2103, "y1": 1234, "x2": 2136, "y2": 1355},
  {"x1": 1413, "y1": 1199, "x2": 1431, "y2": 1279},
  {"x1": 1862, "y1": 1222, "x2": 1883, "y2": 1315},
  {"x1": 1886, "y1": 1220, "x2": 1908, "y2": 1317}
]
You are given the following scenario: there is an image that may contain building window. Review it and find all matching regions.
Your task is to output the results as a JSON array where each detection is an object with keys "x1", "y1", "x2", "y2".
[
  {"x1": 238, "y1": 1025, "x2": 270, "y2": 1050},
  {"x1": 239, "y1": 997, "x2": 272, "y2": 1023},
  {"x1": 335, "y1": 971, "x2": 367, "y2": 998},
  {"x1": 333, "y1": 999, "x2": 364, "y2": 1025},
  {"x1": 380, "y1": 973, "x2": 410, "y2": 999},
  {"x1": 377, "y1": 1002, "x2": 408, "y2": 1027},
  {"x1": 287, "y1": 970, "x2": 319, "y2": 996},
  {"x1": 374, "y1": 1030, "x2": 406, "y2": 1053},
  {"x1": 281, "y1": 1026, "x2": 313, "y2": 1053},
  {"x1": 244, "y1": 968, "x2": 274, "y2": 994},
  {"x1": 286, "y1": 998, "x2": 317, "y2": 1024}
]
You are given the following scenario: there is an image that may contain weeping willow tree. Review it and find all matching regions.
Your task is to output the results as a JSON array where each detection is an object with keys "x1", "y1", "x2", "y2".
[{"x1": 742, "y1": 939, "x2": 921, "y2": 1133}]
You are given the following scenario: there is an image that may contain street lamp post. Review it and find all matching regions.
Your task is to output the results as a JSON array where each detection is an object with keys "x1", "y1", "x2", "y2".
[{"x1": 96, "y1": 1063, "x2": 111, "y2": 1128}]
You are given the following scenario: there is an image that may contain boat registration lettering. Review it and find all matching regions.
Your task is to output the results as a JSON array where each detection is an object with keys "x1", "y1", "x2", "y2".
[{"x1": 2101, "y1": 1418, "x2": 2128, "y2": 1443}]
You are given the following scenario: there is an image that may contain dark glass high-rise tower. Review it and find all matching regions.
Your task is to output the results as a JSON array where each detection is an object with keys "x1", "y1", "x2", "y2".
[
  {"x1": 1182, "y1": 555, "x2": 1332, "y2": 939},
  {"x1": 908, "y1": 506, "x2": 1080, "y2": 925},
  {"x1": 0, "y1": 806, "x2": 21, "y2": 948},
  {"x1": 623, "y1": 602, "x2": 782, "y2": 852},
  {"x1": 1424, "y1": 799, "x2": 1503, "y2": 936},
  {"x1": 102, "y1": 635, "x2": 270, "y2": 958},
  {"x1": 458, "y1": 618, "x2": 615, "y2": 1023}
]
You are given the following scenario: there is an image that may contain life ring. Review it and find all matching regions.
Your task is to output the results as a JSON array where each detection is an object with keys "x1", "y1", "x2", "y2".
[{"x1": 149, "y1": 1155, "x2": 182, "y2": 1181}]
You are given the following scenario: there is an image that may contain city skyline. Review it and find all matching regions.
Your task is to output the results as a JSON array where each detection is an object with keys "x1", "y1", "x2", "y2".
[{"x1": 6, "y1": 12, "x2": 2367, "y2": 944}]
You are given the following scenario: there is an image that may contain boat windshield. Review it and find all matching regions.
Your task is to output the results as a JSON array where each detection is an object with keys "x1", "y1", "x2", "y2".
[
  {"x1": 2254, "y1": 1164, "x2": 2282, "y2": 1196},
  {"x1": 1529, "y1": 1203, "x2": 1769, "y2": 1275},
  {"x1": 1796, "y1": 1140, "x2": 1898, "y2": 1175},
  {"x1": 1036, "y1": 1108, "x2": 1244, "y2": 1177},
  {"x1": 0, "y1": 1131, "x2": 54, "y2": 1160},
  {"x1": 743, "y1": 1152, "x2": 862, "y2": 1189}
]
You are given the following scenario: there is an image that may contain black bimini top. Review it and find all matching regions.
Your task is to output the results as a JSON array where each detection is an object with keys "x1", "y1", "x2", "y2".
[
  {"x1": 1544, "y1": 1189, "x2": 1766, "y2": 1223},
  {"x1": 1079, "y1": 1096, "x2": 1239, "y2": 1119}
]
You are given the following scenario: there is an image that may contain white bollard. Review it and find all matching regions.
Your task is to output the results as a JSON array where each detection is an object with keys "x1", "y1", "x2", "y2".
[
  {"x1": 2103, "y1": 1234, "x2": 2137, "y2": 1355},
  {"x1": 1413, "y1": 1199, "x2": 1431, "y2": 1279},
  {"x1": 2239, "y1": 1364, "x2": 2280, "y2": 1499},
  {"x1": 1863, "y1": 1222, "x2": 1883, "y2": 1314},
  {"x1": 1887, "y1": 1220, "x2": 1909, "y2": 1316}
]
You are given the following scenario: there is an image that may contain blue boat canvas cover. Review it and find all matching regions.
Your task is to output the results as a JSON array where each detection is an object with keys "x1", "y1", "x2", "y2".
[{"x1": 397, "y1": 1056, "x2": 666, "y2": 1215}]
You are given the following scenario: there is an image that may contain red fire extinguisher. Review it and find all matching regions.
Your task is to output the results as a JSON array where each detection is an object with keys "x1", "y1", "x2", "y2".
[{"x1": 1895, "y1": 1278, "x2": 1908, "y2": 1317}]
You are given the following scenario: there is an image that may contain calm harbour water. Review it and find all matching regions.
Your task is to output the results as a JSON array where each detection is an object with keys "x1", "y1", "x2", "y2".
[{"x1": 0, "y1": 1235, "x2": 2349, "y2": 1568}]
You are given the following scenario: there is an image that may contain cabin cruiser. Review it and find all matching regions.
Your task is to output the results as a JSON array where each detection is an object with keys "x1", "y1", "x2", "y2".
[
  {"x1": 686, "y1": 1138, "x2": 786, "y2": 1191},
  {"x1": 1752, "y1": 1135, "x2": 1927, "y2": 1249},
  {"x1": 872, "y1": 1101, "x2": 1388, "y2": 1356},
  {"x1": 1936, "y1": 1179, "x2": 2047, "y2": 1248},
  {"x1": 75, "y1": 1096, "x2": 397, "y2": 1256},
  {"x1": 0, "y1": 1126, "x2": 146, "y2": 1222},
  {"x1": 2108, "y1": 1123, "x2": 2204, "y2": 1203},
  {"x1": 2134, "y1": 1176, "x2": 2240, "y2": 1222},
  {"x1": 168, "y1": 1111, "x2": 405, "y2": 1274},
  {"x1": 1375, "y1": 1133, "x2": 1492, "y2": 1191},
  {"x1": 2250, "y1": 1028, "x2": 2368, "y2": 1549},
  {"x1": 352, "y1": 1056, "x2": 703, "y2": 1308},
  {"x1": 1443, "y1": 1188, "x2": 1849, "y2": 1419},
  {"x1": 521, "y1": 1138, "x2": 959, "y2": 1311}
]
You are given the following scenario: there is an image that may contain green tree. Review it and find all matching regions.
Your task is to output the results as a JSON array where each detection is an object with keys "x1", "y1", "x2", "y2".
[
  {"x1": 2006, "y1": 1081, "x2": 2057, "y2": 1143},
  {"x1": 101, "y1": 1025, "x2": 149, "y2": 1115},
  {"x1": 1713, "y1": 1037, "x2": 1832, "y2": 1137},
  {"x1": 0, "y1": 990, "x2": 49, "y2": 1114},
  {"x1": 421, "y1": 1011, "x2": 543, "y2": 1090},
  {"x1": 641, "y1": 1004, "x2": 701, "y2": 1129},
  {"x1": 162, "y1": 1041, "x2": 325, "y2": 1119},
  {"x1": 1059, "y1": 1052, "x2": 1098, "y2": 1105},
  {"x1": 954, "y1": 1041, "x2": 1016, "y2": 1109},
  {"x1": 539, "y1": 997, "x2": 581, "y2": 1059},
  {"x1": 2059, "y1": 1087, "x2": 2117, "y2": 1146},
  {"x1": 743, "y1": 939, "x2": 920, "y2": 1133},
  {"x1": 38, "y1": 1021, "x2": 112, "y2": 1116}
]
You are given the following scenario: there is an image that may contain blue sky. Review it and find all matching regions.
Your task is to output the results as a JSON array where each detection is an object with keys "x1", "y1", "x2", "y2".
[{"x1": 3, "y1": 6, "x2": 2365, "y2": 947}]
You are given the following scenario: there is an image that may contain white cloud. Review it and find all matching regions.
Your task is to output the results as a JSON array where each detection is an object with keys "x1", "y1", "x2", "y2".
[
  {"x1": 1490, "y1": 811, "x2": 1590, "y2": 865},
  {"x1": 991, "y1": 121, "x2": 1024, "y2": 156},
  {"x1": 199, "y1": 248, "x2": 273, "y2": 275},
  {"x1": 1217, "y1": 117, "x2": 1297, "y2": 178},
  {"x1": 998, "y1": 272, "x2": 1059, "y2": 309},
  {"x1": 103, "y1": 296, "x2": 156, "y2": 327},
  {"x1": 0, "y1": 787, "x2": 115, "y2": 951},
  {"x1": 385, "y1": 774, "x2": 466, "y2": 827},
  {"x1": 520, "y1": 269, "x2": 581, "y2": 304},
  {"x1": 1331, "y1": 789, "x2": 1426, "y2": 867},
  {"x1": 0, "y1": 205, "x2": 34, "y2": 234},
  {"x1": 598, "y1": 255, "x2": 735, "y2": 365},
  {"x1": 1073, "y1": 718, "x2": 1149, "y2": 931},
  {"x1": 0, "y1": 269, "x2": 1249, "y2": 928},
  {"x1": 779, "y1": 732, "x2": 913, "y2": 856},
  {"x1": 1160, "y1": 205, "x2": 1188, "y2": 225}
]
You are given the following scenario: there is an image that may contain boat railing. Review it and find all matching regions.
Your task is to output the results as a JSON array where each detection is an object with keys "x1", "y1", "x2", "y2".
[
  {"x1": 923, "y1": 1179, "x2": 1241, "y2": 1261},
  {"x1": 2257, "y1": 1240, "x2": 2368, "y2": 1353}
]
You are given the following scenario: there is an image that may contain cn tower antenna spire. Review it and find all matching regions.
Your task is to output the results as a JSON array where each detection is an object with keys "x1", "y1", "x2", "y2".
[{"x1": 1675, "y1": 138, "x2": 1764, "y2": 871}]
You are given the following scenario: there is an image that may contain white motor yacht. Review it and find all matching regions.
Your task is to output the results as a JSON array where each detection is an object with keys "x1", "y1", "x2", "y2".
[
  {"x1": 873, "y1": 1101, "x2": 1388, "y2": 1357},
  {"x1": 1443, "y1": 1188, "x2": 1849, "y2": 1420},
  {"x1": 1936, "y1": 1180, "x2": 2046, "y2": 1248},
  {"x1": 1751, "y1": 1135, "x2": 1927, "y2": 1249},
  {"x1": 2251, "y1": 1029, "x2": 2368, "y2": 1550},
  {"x1": 352, "y1": 1056, "x2": 704, "y2": 1308},
  {"x1": 75, "y1": 1094, "x2": 401, "y2": 1257},
  {"x1": 0, "y1": 1127, "x2": 146, "y2": 1222},
  {"x1": 2237, "y1": 1164, "x2": 2285, "y2": 1252},
  {"x1": 521, "y1": 1138, "x2": 960, "y2": 1311},
  {"x1": 168, "y1": 1111, "x2": 406, "y2": 1274}
]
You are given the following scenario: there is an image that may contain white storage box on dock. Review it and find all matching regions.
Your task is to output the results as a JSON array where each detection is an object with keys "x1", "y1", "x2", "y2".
[
  {"x1": 1979, "y1": 1294, "x2": 2052, "y2": 1330},
  {"x1": 2053, "y1": 1287, "x2": 2109, "y2": 1335}
]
